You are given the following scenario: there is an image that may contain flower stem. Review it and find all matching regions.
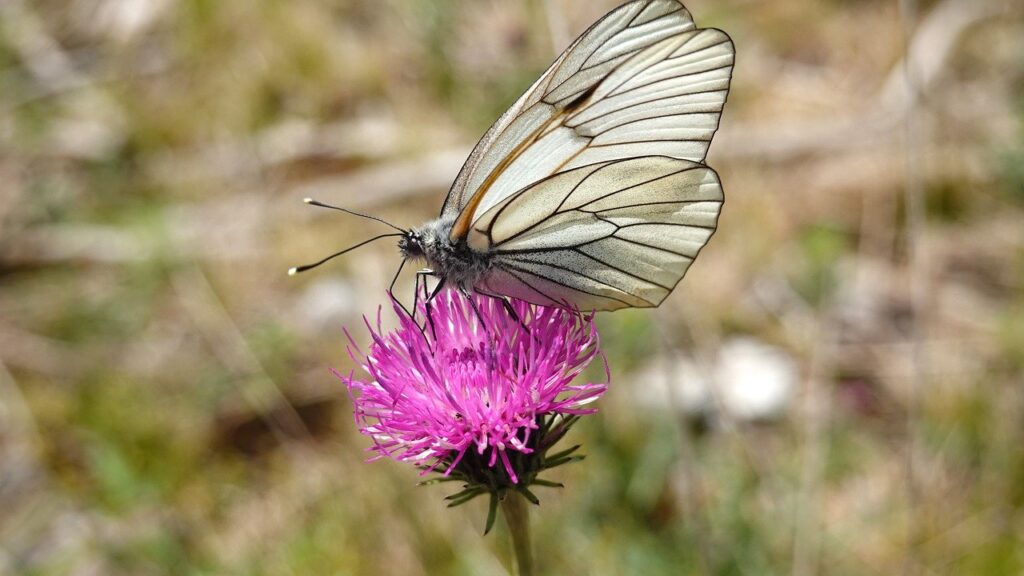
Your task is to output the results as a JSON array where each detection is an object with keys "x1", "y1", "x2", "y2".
[{"x1": 501, "y1": 492, "x2": 534, "y2": 576}]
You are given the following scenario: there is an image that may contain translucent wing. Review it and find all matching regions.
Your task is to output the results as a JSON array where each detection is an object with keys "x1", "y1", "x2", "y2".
[
  {"x1": 469, "y1": 156, "x2": 723, "y2": 311},
  {"x1": 441, "y1": 0, "x2": 734, "y2": 241}
]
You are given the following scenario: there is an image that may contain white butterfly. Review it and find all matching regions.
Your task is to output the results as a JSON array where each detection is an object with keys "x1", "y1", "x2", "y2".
[{"x1": 295, "y1": 0, "x2": 734, "y2": 312}]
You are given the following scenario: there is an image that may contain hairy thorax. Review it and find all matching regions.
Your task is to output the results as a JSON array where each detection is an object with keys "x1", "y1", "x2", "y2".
[{"x1": 398, "y1": 217, "x2": 492, "y2": 288}]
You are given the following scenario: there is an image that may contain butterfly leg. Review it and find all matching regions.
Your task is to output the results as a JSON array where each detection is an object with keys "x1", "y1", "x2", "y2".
[
  {"x1": 389, "y1": 258, "x2": 416, "y2": 321},
  {"x1": 412, "y1": 268, "x2": 434, "y2": 319},
  {"x1": 405, "y1": 268, "x2": 437, "y2": 346},
  {"x1": 500, "y1": 297, "x2": 530, "y2": 336},
  {"x1": 422, "y1": 275, "x2": 446, "y2": 341},
  {"x1": 458, "y1": 286, "x2": 489, "y2": 333},
  {"x1": 473, "y1": 288, "x2": 530, "y2": 336},
  {"x1": 459, "y1": 286, "x2": 498, "y2": 371}
]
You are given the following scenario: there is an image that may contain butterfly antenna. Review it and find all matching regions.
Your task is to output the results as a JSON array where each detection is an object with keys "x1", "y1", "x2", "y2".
[
  {"x1": 288, "y1": 233, "x2": 403, "y2": 276},
  {"x1": 303, "y1": 197, "x2": 406, "y2": 233}
]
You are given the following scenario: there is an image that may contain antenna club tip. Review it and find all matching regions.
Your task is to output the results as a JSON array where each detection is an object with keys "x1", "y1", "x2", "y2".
[
  {"x1": 303, "y1": 197, "x2": 314, "y2": 204},
  {"x1": 287, "y1": 267, "x2": 298, "y2": 276}
]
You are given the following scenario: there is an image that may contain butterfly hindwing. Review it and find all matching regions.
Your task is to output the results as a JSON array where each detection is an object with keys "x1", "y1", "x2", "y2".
[{"x1": 470, "y1": 156, "x2": 723, "y2": 310}]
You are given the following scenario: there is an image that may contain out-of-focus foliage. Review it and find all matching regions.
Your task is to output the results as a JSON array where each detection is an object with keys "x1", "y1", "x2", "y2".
[{"x1": 1, "y1": 0, "x2": 1022, "y2": 575}]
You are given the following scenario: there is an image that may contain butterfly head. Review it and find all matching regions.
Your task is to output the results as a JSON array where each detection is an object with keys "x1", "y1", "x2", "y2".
[
  {"x1": 398, "y1": 229, "x2": 425, "y2": 260},
  {"x1": 399, "y1": 218, "x2": 454, "y2": 262},
  {"x1": 399, "y1": 221, "x2": 448, "y2": 262}
]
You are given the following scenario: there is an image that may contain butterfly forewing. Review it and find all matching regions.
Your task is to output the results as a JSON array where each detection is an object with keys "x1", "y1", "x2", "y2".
[{"x1": 442, "y1": 0, "x2": 722, "y2": 237}]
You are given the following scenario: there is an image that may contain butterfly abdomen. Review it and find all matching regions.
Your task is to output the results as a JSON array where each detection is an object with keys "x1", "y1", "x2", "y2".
[{"x1": 401, "y1": 217, "x2": 492, "y2": 289}]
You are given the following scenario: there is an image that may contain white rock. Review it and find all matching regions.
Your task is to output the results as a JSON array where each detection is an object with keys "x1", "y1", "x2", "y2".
[
  {"x1": 631, "y1": 354, "x2": 712, "y2": 415},
  {"x1": 715, "y1": 337, "x2": 798, "y2": 421},
  {"x1": 630, "y1": 337, "x2": 798, "y2": 422}
]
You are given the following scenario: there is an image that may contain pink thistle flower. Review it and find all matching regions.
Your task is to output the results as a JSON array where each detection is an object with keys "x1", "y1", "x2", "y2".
[{"x1": 342, "y1": 290, "x2": 607, "y2": 497}]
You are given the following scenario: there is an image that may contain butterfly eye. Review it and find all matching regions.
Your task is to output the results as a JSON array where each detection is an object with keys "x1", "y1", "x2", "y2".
[{"x1": 399, "y1": 234, "x2": 424, "y2": 259}]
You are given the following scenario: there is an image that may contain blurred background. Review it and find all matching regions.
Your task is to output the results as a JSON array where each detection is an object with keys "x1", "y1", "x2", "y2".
[{"x1": 1, "y1": 0, "x2": 1022, "y2": 574}]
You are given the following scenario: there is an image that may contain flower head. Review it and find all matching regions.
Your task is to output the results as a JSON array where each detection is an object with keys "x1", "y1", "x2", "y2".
[{"x1": 343, "y1": 290, "x2": 607, "y2": 495}]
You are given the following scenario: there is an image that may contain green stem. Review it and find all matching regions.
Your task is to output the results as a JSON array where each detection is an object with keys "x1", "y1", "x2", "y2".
[{"x1": 501, "y1": 492, "x2": 534, "y2": 576}]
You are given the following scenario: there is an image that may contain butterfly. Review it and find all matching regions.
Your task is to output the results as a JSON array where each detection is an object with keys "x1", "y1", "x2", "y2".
[{"x1": 293, "y1": 0, "x2": 734, "y2": 313}]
